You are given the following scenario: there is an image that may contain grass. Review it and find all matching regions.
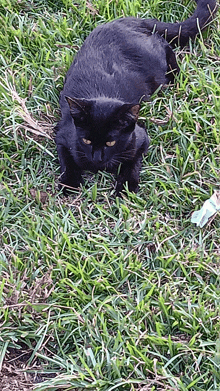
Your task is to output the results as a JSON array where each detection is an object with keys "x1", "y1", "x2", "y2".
[{"x1": 0, "y1": 0, "x2": 220, "y2": 390}]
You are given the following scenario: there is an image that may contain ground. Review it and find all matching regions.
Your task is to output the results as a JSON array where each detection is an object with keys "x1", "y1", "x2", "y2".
[
  {"x1": 1, "y1": 347, "x2": 35, "y2": 391},
  {"x1": 0, "y1": 0, "x2": 220, "y2": 390}
]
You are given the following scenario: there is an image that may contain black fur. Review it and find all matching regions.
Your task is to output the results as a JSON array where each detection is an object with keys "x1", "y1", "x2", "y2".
[{"x1": 55, "y1": 0, "x2": 216, "y2": 195}]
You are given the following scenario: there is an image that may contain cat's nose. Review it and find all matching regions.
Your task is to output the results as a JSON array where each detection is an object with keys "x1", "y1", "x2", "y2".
[{"x1": 92, "y1": 150, "x2": 103, "y2": 164}]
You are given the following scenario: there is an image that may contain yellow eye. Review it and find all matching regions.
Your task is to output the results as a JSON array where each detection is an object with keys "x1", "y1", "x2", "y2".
[
  {"x1": 82, "y1": 138, "x2": 92, "y2": 145},
  {"x1": 106, "y1": 140, "x2": 116, "y2": 147}
]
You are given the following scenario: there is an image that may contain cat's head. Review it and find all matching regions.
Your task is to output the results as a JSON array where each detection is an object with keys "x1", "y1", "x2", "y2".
[{"x1": 66, "y1": 96, "x2": 140, "y2": 169}]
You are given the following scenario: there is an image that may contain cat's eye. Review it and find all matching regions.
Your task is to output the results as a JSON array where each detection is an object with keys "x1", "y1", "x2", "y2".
[
  {"x1": 82, "y1": 138, "x2": 92, "y2": 145},
  {"x1": 106, "y1": 140, "x2": 116, "y2": 147}
]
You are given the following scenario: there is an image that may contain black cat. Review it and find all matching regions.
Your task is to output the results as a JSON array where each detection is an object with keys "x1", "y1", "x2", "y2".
[{"x1": 55, "y1": 0, "x2": 216, "y2": 196}]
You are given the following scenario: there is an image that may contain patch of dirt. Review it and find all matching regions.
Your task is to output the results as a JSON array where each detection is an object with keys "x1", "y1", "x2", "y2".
[
  {"x1": 0, "y1": 346, "x2": 57, "y2": 391},
  {"x1": 0, "y1": 347, "x2": 35, "y2": 391},
  {"x1": 0, "y1": 365, "x2": 33, "y2": 391}
]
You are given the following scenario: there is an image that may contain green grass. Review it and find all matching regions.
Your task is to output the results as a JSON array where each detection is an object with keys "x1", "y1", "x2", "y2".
[{"x1": 0, "y1": 0, "x2": 220, "y2": 390}]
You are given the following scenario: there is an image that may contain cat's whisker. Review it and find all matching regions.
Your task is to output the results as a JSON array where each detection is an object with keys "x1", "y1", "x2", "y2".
[
  {"x1": 77, "y1": 151, "x2": 86, "y2": 157},
  {"x1": 110, "y1": 158, "x2": 122, "y2": 166}
]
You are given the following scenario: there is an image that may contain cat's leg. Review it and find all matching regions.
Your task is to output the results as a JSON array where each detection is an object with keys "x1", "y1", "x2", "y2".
[
  {"x1": 116, "y1": 129, "x2": 150, "y2": 196},
  {"x1": 56, "y1": 144, "x2": 83, "y2": 194},
  {"x1": 116, "y1": 156, "x2": 143, "y2": 196}
]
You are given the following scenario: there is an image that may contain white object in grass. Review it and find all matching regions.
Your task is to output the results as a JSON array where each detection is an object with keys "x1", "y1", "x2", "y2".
[{"x1": 191, "y1": 190, "x2": 220, "y2": 228}]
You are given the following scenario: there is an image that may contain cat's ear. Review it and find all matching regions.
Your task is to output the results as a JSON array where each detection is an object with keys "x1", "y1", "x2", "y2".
[
  {"x1": 128, "y1": 104, "x2": 140, "y2": 121},
  {"x1": 117, "y1": 103, "x2": 140, "y2": 122},
  {"x1": 65, "y1": 96, "x2": 91, "y2": 118}
]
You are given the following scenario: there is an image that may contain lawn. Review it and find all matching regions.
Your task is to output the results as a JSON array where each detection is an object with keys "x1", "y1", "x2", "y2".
[{"x1": 0, "y1": 0, "x2": 220, "y2": 390}]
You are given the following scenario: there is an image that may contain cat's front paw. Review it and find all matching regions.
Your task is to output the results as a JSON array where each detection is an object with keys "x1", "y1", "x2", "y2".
[
  {"x1": 127, "y1": 179, "x2": 139, "y2": 194},
  {"x1": 115, "y1": 182, "x2": 124, "y2": 197},
  {"x1": 58, "y1": 172, "x2": 83, "y2": 195},
  {"x1": 115, "y1": 178, "x2": 139, "y2": 197}
]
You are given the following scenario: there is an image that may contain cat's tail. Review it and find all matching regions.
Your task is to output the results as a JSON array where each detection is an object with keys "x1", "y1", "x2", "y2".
[{"x1": 143, "y1": 0, "x2": 217, "y2": 46}]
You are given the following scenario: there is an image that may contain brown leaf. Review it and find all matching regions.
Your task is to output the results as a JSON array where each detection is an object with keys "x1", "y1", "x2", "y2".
[
  {"x1": 28, "y1": 76, "x2": 33, "y2": 97},
  {"x1": 146, "y1": 242, "x2": 156, "y2": 253},
  {"x1": 29, "y1": 189, "x2": 49, "y2": 204},
  {"x1": 195, "y1": 122, "x2": 201, "y2": 132},
  {"x1": 86, "y1": 1, "x2": 98, "y2": 15},
  {"x1": 149, "y1": 105, "x2": 177, "y2": 125}
]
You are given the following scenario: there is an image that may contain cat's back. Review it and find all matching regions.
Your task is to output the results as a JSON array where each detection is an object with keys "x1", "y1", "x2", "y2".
[
  {"x1": 61, "y1": 18, "x2": 169, "y2": 103},
  {"x1": 70, "y1": 18, "x2": 160, "y2": 66}
]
